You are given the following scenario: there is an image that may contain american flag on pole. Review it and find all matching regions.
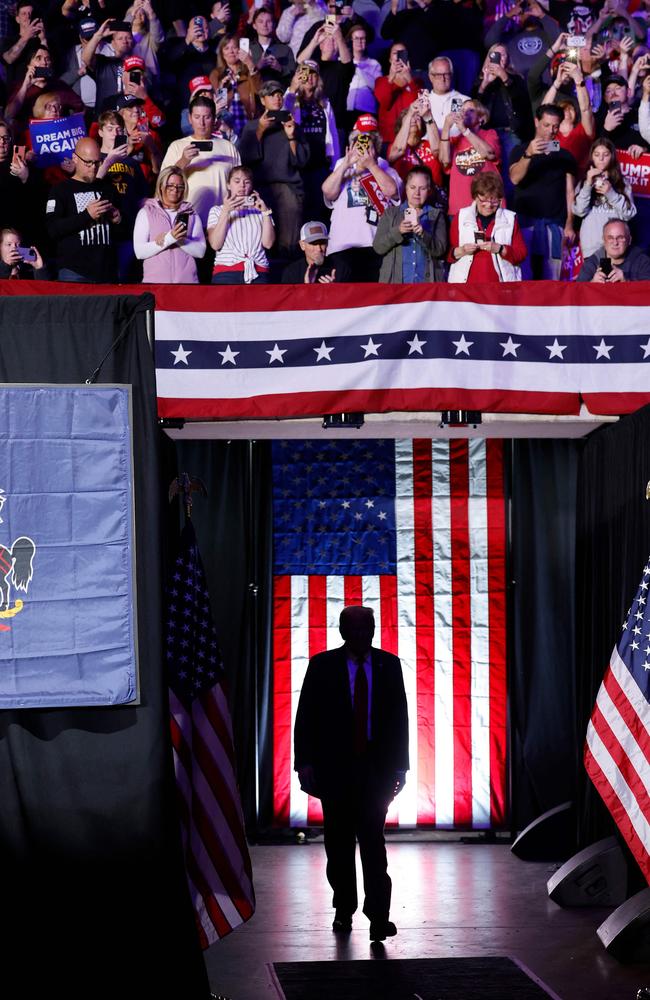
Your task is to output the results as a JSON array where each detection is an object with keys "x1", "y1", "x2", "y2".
[
  {"x1": 166, "y1": 520, "x2": 255, "y2": 947},
  {"x1": 585, "y1": 557, "x2": 650, "y2": 883},
  {"x1": 272, "y1": 438, "x2": 507, "y2": 829}
]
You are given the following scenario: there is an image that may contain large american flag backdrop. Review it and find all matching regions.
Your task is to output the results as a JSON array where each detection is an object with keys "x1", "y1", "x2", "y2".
[
  {"x1": 272, "y1": 437, "x2": 507, "y2": 829},
  {"x1": 585, "y1": 557, "x2": 650, "y2": 882}
]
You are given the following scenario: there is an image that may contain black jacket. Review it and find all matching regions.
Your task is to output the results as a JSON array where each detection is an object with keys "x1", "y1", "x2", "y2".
[{"x1": 294, "y1": 645, "x2": 409, "y2": 796}]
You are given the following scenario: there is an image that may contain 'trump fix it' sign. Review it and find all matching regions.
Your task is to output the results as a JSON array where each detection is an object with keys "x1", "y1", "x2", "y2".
[{"x1": 618, "y1": 149, "x2": 650, "y2": 199}]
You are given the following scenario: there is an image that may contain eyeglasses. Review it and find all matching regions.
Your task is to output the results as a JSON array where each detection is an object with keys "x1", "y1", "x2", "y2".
[
  {"x1": 0, "y1": 135, "x2": 11, "y2": 144},
  {"x1": 431, "y1": 72, "x2": 452, "y2": 78},
  {"x1": 74, "y1": 153, "x2": 101, "y2": 166},
  {"x1": 165, "y1": 183, "x2": 184, "y2": 190}
]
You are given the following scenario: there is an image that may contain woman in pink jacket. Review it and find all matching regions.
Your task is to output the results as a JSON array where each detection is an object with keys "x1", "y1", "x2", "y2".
[{"x1": 133, "y1": 166, "x2": 206, "y2": 283}]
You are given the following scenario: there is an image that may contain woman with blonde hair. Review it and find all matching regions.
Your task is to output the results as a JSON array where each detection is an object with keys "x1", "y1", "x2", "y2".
[
  {"x1": 284, "y1": 60, "x2": 339, "y2": 220},
  {"x1": 439, "y1": 97, "x2": 501, "y2": 219},
  {"x1": 133, "y1": 165, "x2": 206, "y2": 283},
  {"x1": 209, "y1": 34, "x2": 261, "y2": 137}
]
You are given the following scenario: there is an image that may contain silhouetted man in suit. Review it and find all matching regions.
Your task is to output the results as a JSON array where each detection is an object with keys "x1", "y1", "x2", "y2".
[{"x1": 294, "y1": 605, "x2": 409, "y2": 941}]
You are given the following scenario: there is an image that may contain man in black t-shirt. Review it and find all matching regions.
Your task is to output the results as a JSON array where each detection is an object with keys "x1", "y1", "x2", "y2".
[
  {"x1": 46, "y1": 137, "x2": 121, "y2": 282},
  {"x1": 509, "y1": 102, "x2": 576, "y2": 278}
]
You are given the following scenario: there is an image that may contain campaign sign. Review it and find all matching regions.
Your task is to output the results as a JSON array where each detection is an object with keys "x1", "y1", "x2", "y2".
[
  {"x1": 29, "y1": 113, "x2": 86, "y2": 167},
  {"x1": 618, "y1": 148, "x2": 650, "y2": 199}
]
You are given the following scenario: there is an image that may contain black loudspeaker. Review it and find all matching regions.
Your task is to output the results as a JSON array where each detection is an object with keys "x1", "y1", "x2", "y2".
[
  {"x1": 547, "y1": 836, "x2": 628, "y2": 907},
  {"x1": 511, "y1": 801, "x2": 576, "y2": 862},
  {"x1": 597, "y1": 888, "x2": 650, "y2": 962}
]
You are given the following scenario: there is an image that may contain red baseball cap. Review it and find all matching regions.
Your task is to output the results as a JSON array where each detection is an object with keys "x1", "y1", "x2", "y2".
[
  {"x1": 123, "y1": 55, "x2": 145, "y2": 72},
  {"x1": 189, "y1": 75, "x2": 213, "y2": 98},
  {"x1": 354, "y1": 114, "x2": 378, "y2": 133}
]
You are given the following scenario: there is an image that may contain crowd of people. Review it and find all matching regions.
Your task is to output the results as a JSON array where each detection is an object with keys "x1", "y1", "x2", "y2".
[{"x1": 1, "y1": 0, "x2": 650, "y2": 284}]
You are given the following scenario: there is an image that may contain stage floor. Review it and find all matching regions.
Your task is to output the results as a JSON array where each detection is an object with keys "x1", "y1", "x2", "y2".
[{"x1": 204, "y1": 841, "x2": 649, "y2": 1000}]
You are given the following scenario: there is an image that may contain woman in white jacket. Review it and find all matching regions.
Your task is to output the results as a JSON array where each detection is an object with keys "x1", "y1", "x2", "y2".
[
  {"x1": 448, "y1": 173, "x2": 526, "y2": 284},
  {"x1": 573, "y1": 138, "x2": 636, "y2": 260}
]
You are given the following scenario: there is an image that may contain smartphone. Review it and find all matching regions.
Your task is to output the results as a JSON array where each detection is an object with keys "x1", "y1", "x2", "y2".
[
  {"x1": 239, "y1": 37, "x2": 250, "y2": 54},
  {"x1": 216, "y1": 87, "x2": 228, "y2": 104},
  {"x1": 191, "y1": 140, "x2": 213, "y2": 151},
  {"x1": 546, "y1": 139, "x2": 560, "y2": 153},
  {"x1": 564, "y1": 47, "x2": 579, "y2": 63},
  {"x1": 394, "y1": 48, "x2": 408, "y2": 64},
  {"x1": 600, "y1": 257, "x2": 613, "y2": 276},
  {"x1": 113, "y1": 132, "x2": 127, "y2": 148},
  {"x1": 474, "y1": 230, "x2": 485, "y2": 242},
  {"x1": 355, "y1": 133, "x2": 371, "y2": 154},
  {"x1": 489, "y1": 51, "x2": 501, "y2": 63},
  {"x1": 176, "y1": 210, "x2": 190, "y2": 228},
  {"x1": 609, "y1": 100, "x2": 622, "y2": 111},
  {"x1": 334, "y1": 0, "x2": 344, "y2": 8},
  {"x1": 450, "y1": 97, "x2": 462, "y2": 113},
  {"x1": 243, "y1": 195, "x2": 256, "y2": 206},
  {"x1": 129, "y1": 68, "x2": 142, "y2": 85},
  {"x1": 33, "y1": 67, "x2": 52, "y2": 79},
  {"x1": 269, "y1": 109, "x2": 292, "y2": 124},
  {"x1": 16, "y1": 246, "x2": 36, "y2": 262},
  {"x1": 325, "y1": 13, "x2": 337, "y2": 25},
  {"x1": 404, "y1": 206, "x2": 418, "y2": 225},
  {"x1": 193, "y1": 15, "x2": 203, "y2": 26},
  {"x1": 567, "y1": 34, "x2": 586, "y2": 47},
  {"x1": 297, "y1": 64, "x2": 310, "y2": 83},
  {"x1": 12, "y1": 144, "x2": 26, "y2": 162}
]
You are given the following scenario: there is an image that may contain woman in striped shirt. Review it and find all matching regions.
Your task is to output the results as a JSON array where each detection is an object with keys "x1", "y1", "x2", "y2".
[{"x1": 207, "y1": 165, "x2": 275, "y2": 283}]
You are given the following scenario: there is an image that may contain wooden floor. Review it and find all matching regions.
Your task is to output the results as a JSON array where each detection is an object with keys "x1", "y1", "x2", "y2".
[{"x1": 204, "y1": 838, "x2": 650, "y2": 1000}]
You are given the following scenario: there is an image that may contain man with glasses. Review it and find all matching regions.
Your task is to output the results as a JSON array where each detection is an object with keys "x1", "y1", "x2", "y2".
[
  {"x1": 46, "y1": 136, "x2": 121, "y2": 282},
  {"x1": 578, "y1": 218, "x2": 650, "y2": 282},
  {"x1": 426, "y1": 56, "x2": 468, "y2": 132}
]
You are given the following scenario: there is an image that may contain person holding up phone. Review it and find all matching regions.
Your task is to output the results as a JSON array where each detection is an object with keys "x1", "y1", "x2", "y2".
[
  {"x1": 133, "y1": 166, "x2": 206, "y2": 283},
  {"x1": 572, "y1": 138, "x2": 636, "y2": 259},
  {"x1": 46, "y1": 136, "x2": 122, "y2": 283},
  {"x1": 239, "y1": 79, "x2": 310, "y2": 256},
  {"x1": 160, "y1": 95, "x2": 240, "y2": 228},
  {"x1": 373, "y1": 164, "x2": 447, "y2": 283},
  {"x1": 5, "y1": 46, "x2": 83, "y2": 130},
  {"x1": 0, "y1": 227, "x2": 48, "y2": 279},
  {"x1": 207, "y1": 164, "x2": 275, "y2": 284},
  {"x1": 509, "y1": 103, "x2": 577, "y2": 278},
  {"x1": 209, "y1": 33, "x2": 261, "y2": 137},
  {"x1": 374, "y1": 44, "x2": 426, "y2": 144},
  {"x1": 578, "y1": 218, "x2": 650, "y2": 281},
  {"x1": 81, "y1": 19, "x2": 136, "y2": 111}
]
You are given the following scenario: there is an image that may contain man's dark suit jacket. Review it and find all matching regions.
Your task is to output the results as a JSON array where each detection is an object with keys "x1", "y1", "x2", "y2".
[{"x1": 294, "y1": 645, "x2": 409, "y2": 798}]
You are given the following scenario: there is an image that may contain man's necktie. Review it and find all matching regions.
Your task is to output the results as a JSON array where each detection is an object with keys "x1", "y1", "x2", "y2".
[{"x1": 353, "y1": 657, "x2": 368, "y2": 754}]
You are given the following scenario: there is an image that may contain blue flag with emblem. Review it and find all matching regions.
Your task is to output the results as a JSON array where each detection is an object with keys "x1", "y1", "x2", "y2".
[{"x1": 0, "y1": 386, "x2": 138, "y2": 708}]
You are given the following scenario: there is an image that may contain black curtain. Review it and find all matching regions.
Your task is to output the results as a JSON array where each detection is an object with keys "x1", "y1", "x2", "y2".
[
  {"x1": 511, "y1": 440, "x2": 580, "y2": 833},
  {"x1": 575, "y1": 404, "x2": 650, "y2": 856},
  {"x1": 0, "y1": 295, "x2": 208, "y2": 997},
  {"x1": 170, "y1": 439, "x2": 274, "y2": 835}
]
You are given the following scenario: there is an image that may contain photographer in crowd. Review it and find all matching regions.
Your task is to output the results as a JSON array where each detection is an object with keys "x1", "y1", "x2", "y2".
[
  {"x1": 572, "y1": 138, "x2": 636, "y2": 259},
  {"x1": 577, "y1": 218, "x2": 650, "y2": 281},
  {"x1": 373, "y1": 164, "x2": 447, "y2": 282},
  {"x1": 239, "y1": 79, "x2": 310, "y2": 258},
  {"x1": 0, "y1": 226, "x2": 48, "y2": 279},
  {"x1": 509, "y1": 103, "x2": 576, "y2": 278},
  {"x1": 133, "y1": 165, "x2": 205, "y2": 283},
  {"x1": 46, "y1": 136, "x2": 121, "y2": 283},
  {"x1": 322, "y1": 116, "x2": 400, "y2": 280},
  {"x1": 161, "y1": 94, "x2": 240, "y2": 226},
  {"x1": 207, "y1": 164, "x2": 275, "y2": 284}
]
